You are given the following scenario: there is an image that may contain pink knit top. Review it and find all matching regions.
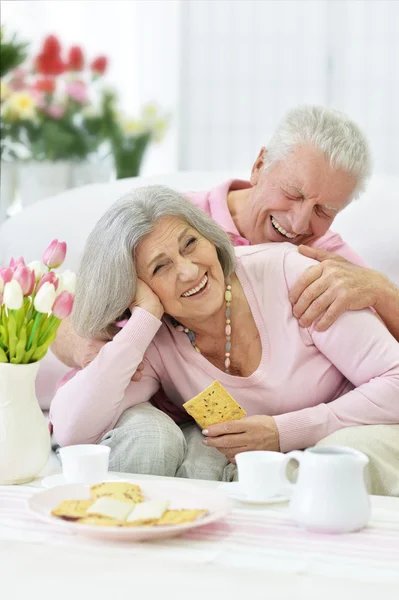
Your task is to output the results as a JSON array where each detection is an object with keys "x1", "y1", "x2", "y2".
[{"x1": 50, "y1": 244, "x2": 399, "y2": 451}]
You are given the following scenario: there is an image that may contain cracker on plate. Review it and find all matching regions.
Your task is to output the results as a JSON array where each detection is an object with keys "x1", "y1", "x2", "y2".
[
  {"x1": 51, "y1": 499, "x2": 93, "y2": 521},
  {"x1": 183, "y1": 381, "x2": 246, "y2": 429},
  {"x1": 126, "y1": 509, "x2": 208, "y2": 527},
  {"x1": 155, "y1": 509, "x2": 208, "y2": 526},
  {"x1": 78, "y1": 515, "x2": 124, "y2": 527},
  {"x1": 90, "y1": 481, "x2": 144, "y2": 504}
]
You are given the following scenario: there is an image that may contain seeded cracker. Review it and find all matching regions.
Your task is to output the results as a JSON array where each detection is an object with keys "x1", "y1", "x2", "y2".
[
  {"x1": 183, "y1": 380, "x2": 246, "y2": 429},
  {"x1": 90, "y1": 482, "x2": 143, "y2": 504},
  {"x1": 51, "y1": 499, "x2": 93, "y2": 521}
]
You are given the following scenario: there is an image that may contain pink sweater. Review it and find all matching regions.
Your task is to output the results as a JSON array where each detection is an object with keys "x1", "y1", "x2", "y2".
[
  {"x1": 185, "y1": 180, "x2": 368, "y2": 265},
  {"x1": 50, "y1": 244, "x2": 399, "y2": 452}
]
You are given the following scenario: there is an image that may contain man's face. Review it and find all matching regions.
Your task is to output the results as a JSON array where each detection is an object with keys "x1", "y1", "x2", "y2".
[{"x1": 239, "y1": 145, "x2": 358, "y2": 246}]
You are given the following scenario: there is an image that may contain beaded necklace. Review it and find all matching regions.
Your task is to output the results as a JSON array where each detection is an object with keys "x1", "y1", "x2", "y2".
[{"x1": 172, "y1": 278, "x2": 232, "y2": 374}]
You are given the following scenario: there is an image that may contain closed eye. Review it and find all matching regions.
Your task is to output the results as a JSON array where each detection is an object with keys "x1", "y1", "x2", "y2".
[
  {"x1": 184, "y1": 236, "x2": 197, "y2": 249},
  {"x1": 315, "y1": 206, "x2": 333, "y2": 219},
  {"x1": 153, "y1": 263, "x2": 165, "y2": 275}
]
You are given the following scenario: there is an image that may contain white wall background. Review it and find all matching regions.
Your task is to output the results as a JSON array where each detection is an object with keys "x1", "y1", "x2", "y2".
[
  {"x1": 2, "y1": 0, "x2": 398, "y2": 176},
  {"x1": 179, "y1": 0, "x2": 399, "y2": 175}
]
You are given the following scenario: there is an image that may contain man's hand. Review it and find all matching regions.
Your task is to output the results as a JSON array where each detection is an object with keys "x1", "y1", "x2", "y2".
[
  {"x1": 290, "y1": 245, "x2": 390, "y2": 332},
  {"x1": 51, "y1": 318, "x2": 145, "y2": 381},
  {"x1": 202, "y1": 416, "x2": 280, "y2": 462}
]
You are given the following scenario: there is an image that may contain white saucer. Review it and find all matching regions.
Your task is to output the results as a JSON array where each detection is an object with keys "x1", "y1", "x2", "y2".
[
  {"x1": 224, "y1": 482, "x2": 290, "y2": 505},
  {"x1": 41, "y1": 472, "x2": 122, "y2": 489}
]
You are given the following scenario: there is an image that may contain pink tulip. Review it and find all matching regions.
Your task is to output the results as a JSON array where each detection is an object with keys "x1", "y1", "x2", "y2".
[
  {"x1": 52, "y1": 291, "x2": 74, "y2": 319},
  {"x1": 36, "y1": 271, "x2": 59, "y2": 293},
  {"x1": 13, "y1": 265, "x2": 35, "y2": 296},
  {"x1": 65, "y1": 80, "x2": 88, "y2": 104},
  {"x1": 42, "y1": 239, "x2": 67, "y2": 269},
  {"x1": 0, "y1": 267, "x2": 14, "y2": 291},
  {"x1": 9, "y1": 257, "x2": 26, "y2": 270},
  {"x1": 46, "y1": 104, "x2": 66, "y2": 119}
]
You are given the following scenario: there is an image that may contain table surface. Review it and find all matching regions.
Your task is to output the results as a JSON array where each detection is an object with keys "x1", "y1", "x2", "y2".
[{"x1": 1, "y1": 456, "x2": 398, "y2": 600}]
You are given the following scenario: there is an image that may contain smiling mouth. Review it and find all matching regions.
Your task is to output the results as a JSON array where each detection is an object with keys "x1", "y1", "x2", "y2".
[
  {"x1": 181, "y1": 273, "x2": 209, "y2": 298},
  {"x1": 270, "y1": 216, "x2": 298, "y2": 240}
]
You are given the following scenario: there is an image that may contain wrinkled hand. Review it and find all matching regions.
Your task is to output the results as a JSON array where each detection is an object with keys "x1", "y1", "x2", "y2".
[
  {"x1": 131, "y1": 279, "x2": 164, "y2": 320},
  {"x1": 202, "y1": 415, "x2": 280, "y2": 462},
  {"x1": 76, "y1": 337, "x2": 145, "y2": 382},
  {"x1": 290, "y1": 245, "x2": 387, "y2": 332}
]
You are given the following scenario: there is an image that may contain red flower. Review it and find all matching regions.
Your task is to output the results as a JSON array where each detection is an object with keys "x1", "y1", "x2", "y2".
[
  {"x1": 35, "y1": 34, "x2": 65, "y2": 76},
  {"x1": 67, "y1": 46, "x2": 84, "y2": 71},
  {"x1": 42, "y1": 35, "x2": 62, "y2": 56},
  {"x1": 35, "y1": 53, "x2": 65, "y2": 76},
  {"x1": 34, "y1": 78, "x2": 56, "y2": 94},
  {"x1": 90, "y1": 56, "x2": 107, "y2": 75}
]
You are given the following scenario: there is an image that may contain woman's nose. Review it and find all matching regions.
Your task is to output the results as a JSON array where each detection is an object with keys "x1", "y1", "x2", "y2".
[{"x1": 177, "y1": 258, "x2": 199, "y2": 281}]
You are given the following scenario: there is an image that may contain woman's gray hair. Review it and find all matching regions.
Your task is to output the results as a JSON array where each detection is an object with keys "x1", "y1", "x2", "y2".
[
  {"x1": 264, "y1": 105, "x2": 372, "y2": 200},
  {"x1": 71, "y1": 185, "x2": 236, "y2": 340}
]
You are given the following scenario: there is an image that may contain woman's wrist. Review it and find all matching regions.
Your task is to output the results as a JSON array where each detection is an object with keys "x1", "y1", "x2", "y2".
[{"x1": 130, "y1": 303, "x2": 164, "y2": 321}]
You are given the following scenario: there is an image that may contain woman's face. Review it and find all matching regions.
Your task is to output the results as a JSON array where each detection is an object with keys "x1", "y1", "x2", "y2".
[{"x1": 136, "y1": 216, "x2": 226, "y2": 324}]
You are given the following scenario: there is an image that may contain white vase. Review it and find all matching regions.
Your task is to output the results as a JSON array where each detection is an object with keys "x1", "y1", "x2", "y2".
[
  {"x1": 17, "y1": 161, "x2": 71, "y2": 207},
  {"x1": 0, "y1": 361, "x2": 51, "y2": 485},
  {"x1": 0, "y1": 162, "x2": 17, "y2": 225},
  {"x1": 69, "y1": 160, "x2": 113, "y2": 188}
]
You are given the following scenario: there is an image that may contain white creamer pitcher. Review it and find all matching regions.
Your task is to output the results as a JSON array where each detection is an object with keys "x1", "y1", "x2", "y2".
[{"x1": 281, "y1": 445, "x2": 371, "y2": 534}]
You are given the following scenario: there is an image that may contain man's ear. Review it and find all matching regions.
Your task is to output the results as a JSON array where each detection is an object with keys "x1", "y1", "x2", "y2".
[{"x1": 250, "y1": 147, "x2": 268, "y2": 185}]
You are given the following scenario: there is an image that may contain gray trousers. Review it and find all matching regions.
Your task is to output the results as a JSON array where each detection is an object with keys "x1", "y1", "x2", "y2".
[
  {"x1": 100, "y1": 402, "x2": 399, "y2": 495},
  {"x1": 100, "y1": 402, "x2": 237, "y2": 481}
]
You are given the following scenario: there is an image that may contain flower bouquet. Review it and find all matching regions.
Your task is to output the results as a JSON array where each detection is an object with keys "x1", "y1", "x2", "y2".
[
  {"x1": 0, "y1": 238, "x2": 75, "y2": 484},
  {"x1": 1, "y1": 35, "x2": 109, "y2": 162},
  {"x1": 0, "y1": 239, "x2": 75, "y2": 363},
  {"x1": 110, "y1": 102, "x2": 169, "y2": 179}
]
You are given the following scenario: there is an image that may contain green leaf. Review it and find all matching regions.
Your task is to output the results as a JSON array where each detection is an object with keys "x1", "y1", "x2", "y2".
[
  {"x1": 0, "y1": 347, "x2": 8, "y2": 362},
  {"x1": 7, "y1": 313, "x2": 18, "y2": 360},
  {"x1": 11, "y1": 325, "x2": 27, "y2": 364}
]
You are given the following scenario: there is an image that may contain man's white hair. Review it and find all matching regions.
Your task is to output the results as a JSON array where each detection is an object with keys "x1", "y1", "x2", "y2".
[{"x1": 264, "y1": 105, "x2": 372, "y2": 200}]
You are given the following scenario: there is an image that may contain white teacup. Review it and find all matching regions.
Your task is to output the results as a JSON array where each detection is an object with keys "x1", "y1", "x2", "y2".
[
  {"x1": 58, "y1": 445, "x2": 111, "y2": 484},
  {"x1": 236, "y1": 450, "x2": 285, "y2": 501}
]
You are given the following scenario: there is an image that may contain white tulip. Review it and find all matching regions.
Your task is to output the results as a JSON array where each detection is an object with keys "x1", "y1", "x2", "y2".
[
  {"x1": 56, "y1": 270, "x2": 76, "y2": 295},
  {"x1": 3, "y1": 280, "x2": 23, "y2": 310},
  {"x1": 34, "y1": 282, "x2": 56, "y2": 314},
  {"x1": 28, "y1": 261, "x2": 43, "y2": 280}
]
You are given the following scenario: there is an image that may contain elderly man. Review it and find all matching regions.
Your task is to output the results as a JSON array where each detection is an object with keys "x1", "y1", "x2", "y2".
[{"x1": 52, "y1": 105, "x2": 399, "y2": 495}]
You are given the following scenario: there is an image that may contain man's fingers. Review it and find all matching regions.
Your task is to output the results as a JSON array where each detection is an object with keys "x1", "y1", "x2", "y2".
[
  {"x1": 289, "y1": 263, "x2": 323, "y2": 305},
  {"x1": 292, "y1": 278, "x2": 329, "y2": 319},
  {"x1": 131, "y1": 361, "x2": 145, "y2": 381},
  {"x1": 297, "y1": 289, "x2": 334, "y2": 327},
  {"x1": 203, "y1": 419, "x2": 247, "y2": 437},
  {"x1": 314, "y1": 299, "x2": 346, "y2": 331},
  {"x1": 298, "y1": 245, "x2": 341, "y2": 263},
  {"x1": 131, "y1": 371, "x2": 143, "y2": 382}
]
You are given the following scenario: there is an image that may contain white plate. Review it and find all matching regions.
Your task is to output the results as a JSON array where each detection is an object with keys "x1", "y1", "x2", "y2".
[
  {"x1": 41, "y1": 472, "x2": 122, "y2": 489},
  {"x1": 28, "y1": 479, "x2": 232, "y2": 542},
  {"x1": 222, "y1": 482, "x2": 290, "y2": 505}
]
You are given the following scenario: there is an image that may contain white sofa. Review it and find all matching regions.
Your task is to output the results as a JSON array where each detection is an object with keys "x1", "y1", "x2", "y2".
[{"x1": 0, "y1": 170, "x2": 398, "y2": 409}]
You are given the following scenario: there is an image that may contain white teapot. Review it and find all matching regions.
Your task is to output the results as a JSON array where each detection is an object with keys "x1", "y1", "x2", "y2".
[{"x1": 281, "y1": 445, "x2": 370, "y2": 534}]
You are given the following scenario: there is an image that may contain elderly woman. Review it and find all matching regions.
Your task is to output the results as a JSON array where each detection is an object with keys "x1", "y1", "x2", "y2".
[{"x1": 50, "y1": 185, "x2": 399, "y2": 484}]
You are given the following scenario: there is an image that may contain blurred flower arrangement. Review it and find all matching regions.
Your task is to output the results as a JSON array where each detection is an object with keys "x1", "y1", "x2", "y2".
[
  {"x1": 0, "y1": 29, "x2": 169, "y2": 177},
  {"x1": 0, "y1": 239, "x2": 75, "y2": 364}
]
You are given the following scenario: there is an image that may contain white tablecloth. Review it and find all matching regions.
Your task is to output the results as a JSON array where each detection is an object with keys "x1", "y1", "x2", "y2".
[{"x1": 1, "y1": 462, "x2": 399, "y2": 600}]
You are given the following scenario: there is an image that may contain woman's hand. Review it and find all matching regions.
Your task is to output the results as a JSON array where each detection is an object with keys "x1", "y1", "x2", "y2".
[
  {"x1": 202, "y1": 415, "x2": 280, "y2": 462},
  {"x1": 131, "y1": 279, "x2": 164, "y2": 320}
]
